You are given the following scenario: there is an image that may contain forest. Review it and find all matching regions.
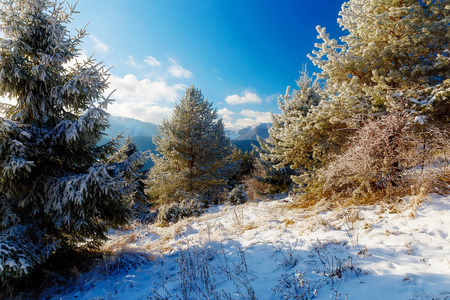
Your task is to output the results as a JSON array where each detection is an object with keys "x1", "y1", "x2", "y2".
[{"x1": 0, "y1": 0, "x2": 448, "y2": 299}]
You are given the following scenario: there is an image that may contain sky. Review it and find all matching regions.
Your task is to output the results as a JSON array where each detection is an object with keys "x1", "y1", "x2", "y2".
[{"x1": 68, "y1": 0, "x2": 345, "y2": 131}]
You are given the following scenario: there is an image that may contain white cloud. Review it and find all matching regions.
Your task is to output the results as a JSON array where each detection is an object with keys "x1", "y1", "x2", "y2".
[
  {"x1": 108, "y1": 74, "x2": 185, "y2": 104},
  {"x1": 144, "y1": 56, "x2": 161, "y2": 67},
  {"x1": 240, "y1": 109, "x2": 271, "y2": 120},
  {"x1": 167, "y1": 58, "x2": 193, "y2": 78},
  {"x1": 167, "y1": 65, "x2": 193, "y2": 78},
  {"x1": 225, "y1": 91, "x2": 262, "y2": 105},
  {"x1": 218, "y1": 108, "x2": 273, "y2": 131},
  {"x1": 107, "y1": 102, "x2": 173, "y2": 125},
  {"x1": 222, "y1": 120, "x2": 239, "y2": 131},
  {"x1": 218, "y1": 108, "x2": 234, "y2": 116},
  {"x1": 126, "y1": 55, "x2": 138, "y2": 67},
  {"x1": 104, "y1": 73, "x2": 188, "y2": 123},
  {"x1": 90, "y1": 35, "x2": 109, "y2": 53},
  {"x1": 232, "y1": 110, "x2": 272, "y2": 129},
  {"x1": 265, "y1": 93, "x2": 279, "y2": 103},
  {"x1": 218, "y1": 108, "x2": 234, "y2": 121},
  {"x1": 235, "y1": 118, "x2": 260, "y2": 128}
]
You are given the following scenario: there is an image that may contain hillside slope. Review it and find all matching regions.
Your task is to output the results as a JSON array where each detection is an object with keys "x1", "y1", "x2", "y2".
[
  {"x1": 234, "y1": 123, "x2": 271, "y2": 141},
  {"x1": 45, "y1": 194, "x2": 450, "y2": 299}
]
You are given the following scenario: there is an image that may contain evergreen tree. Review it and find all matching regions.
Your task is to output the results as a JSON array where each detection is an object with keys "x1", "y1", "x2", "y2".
[
  {"x1": 0, "y1": 0, "x2": 145, "y2": 287},
  {"x1": 262, "y1": 0, "x2": 449, "y2": 195},
  {"x1": 258, "y1": 71, "x2": 322, "y2": 171},
  {"x1": 303, "y1": 0, "x2": 450, "y2": 195},
  {"x1": 308, "y1": 0, "x2": 449, "y2": 122},
  {"x1": 230, "y1": 148, "x2": 256, "y2": 182},
  {"x1": 257, "y1": 71, "x2": 336, "y2": 190},
  {"x1": 146, "y1": 86, "x2": 235, "y2": 204}
]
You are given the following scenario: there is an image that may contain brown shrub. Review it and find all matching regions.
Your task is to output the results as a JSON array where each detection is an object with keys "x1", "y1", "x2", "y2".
[
  {"x1": 320, "y1": 113, "x2": 449, "y2": 205},
  {"x1": 321, "y1": 113, "x2": 417, "y2": 201}
]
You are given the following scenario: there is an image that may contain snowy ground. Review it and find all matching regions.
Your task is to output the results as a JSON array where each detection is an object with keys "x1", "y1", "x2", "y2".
[{"x1": 46, "y1": 194, "x2": 450, "y2": 300}]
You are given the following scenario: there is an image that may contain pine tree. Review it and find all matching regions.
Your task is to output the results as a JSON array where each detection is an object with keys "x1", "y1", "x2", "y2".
[
  {"x1": 308, "y1": 0, "x2": 449, "y2": 122},
  {"x1": 263, "y1": 0, "x2": 449, "y2": 195},
  {"x1": 230, "y1": 148, "x2": 256, "y2": 182},
  {"x1": 258, "y1": 71, "x2": 322, "y2": 171},
  {"x1": 256, "y1": 71, "x2": 339, "y2": 191},
  {"x1": 297, "y1": 0, "x2": 449, "y2": 199},
  {"x1": 0, "y1": 0, "x2": 145, "y2": 287},
  {"x1": 146, "y1": 86, "x2": 235, "y2": 205}
]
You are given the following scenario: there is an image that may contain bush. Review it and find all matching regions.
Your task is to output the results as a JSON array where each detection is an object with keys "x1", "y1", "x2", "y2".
[
  {"x1": 322, "y1": 113, "x2": 420, "y2": 203},
  {"x1": 227, "y1": 185, "x2": 249, "y2": 205},
  {"x1": 157, "y1": 195, "x2": 206, "y2": 225},
  {"x1": 242, "y1": 167, "x2": 270, "y2": 201},
  {"x1": 242, "y1": 162, "x2": 294, "y2": 201}
]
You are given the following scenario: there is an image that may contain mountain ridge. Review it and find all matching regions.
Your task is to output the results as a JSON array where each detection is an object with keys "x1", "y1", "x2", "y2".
[{"x1": 105, "y1": 116, "x2": 270, "y2": 142}]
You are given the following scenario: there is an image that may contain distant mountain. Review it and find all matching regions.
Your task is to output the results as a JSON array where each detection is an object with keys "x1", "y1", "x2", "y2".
[
  {"x1": 228, "y1": 123, "x2": 271, "y2": 153},
  {"x1": 101, "y1": 116, "x2": 158, "y2": 170},
  {"x1": 233, "y1": 123, "x2": 271, "y2": 141},
  {"x1": 225, "y1": 130, "x2": 240, "y2": 140},
  {"x1": 105, "y1": 116, "x2": 158, "y2": 138}
]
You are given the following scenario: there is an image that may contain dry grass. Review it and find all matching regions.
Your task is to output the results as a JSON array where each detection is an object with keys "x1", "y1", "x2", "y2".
[
  {"x1": 241, "y1": 223, "x2": 258, "y2": 233},
  {"x1": 289, "y1": 161, "x2": 449, "y2": 216},
  {"x1": 282, "y1": 218, "x2": 295, "y2": 226},
  {"x1": 289, "y1": 193, "x2": 322, "y2": 210}
]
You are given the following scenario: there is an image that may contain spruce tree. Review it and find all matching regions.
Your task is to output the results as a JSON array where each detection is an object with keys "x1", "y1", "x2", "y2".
[
  {"x1": 146, "y1": 86, "x2": 235, "y2": 205},
  {"x1": 0, "y1": 0, "x2": 145, "y2": 287},
  {"x1": 258, "y1": 71, "x2": 322, "y2": 172}
]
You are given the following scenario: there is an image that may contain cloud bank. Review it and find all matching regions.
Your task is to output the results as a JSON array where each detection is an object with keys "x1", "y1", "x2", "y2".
[
  {"x1": 90, "y1": 35, "x2": 109, "y2": 53},
  {"x1": 235, "y1": 110, "x2": 272, "y2": 128},
  {"x1": 106, "y1": 74, "x2": 186, "y2": 124}
]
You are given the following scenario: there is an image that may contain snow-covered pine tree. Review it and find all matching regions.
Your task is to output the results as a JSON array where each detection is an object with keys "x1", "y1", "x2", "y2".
[
  {"x1": 0, "y1": 0, "x2": 146, "y2": 288},
  {"x1": 146, "y1": 86, "x2": 235, "y2": 205},
  {"x1": 258, "y1": 71, "x2": 322, "y2": 171},
  {"x1": 300, "y1": 0, "x2": 449, "y2": 199},
  {"x1": 308, "y1": 0, "x2": 449, "y2": 122},
  {"x1": 256, "y1": 71, "x2": 340, "y2": 191},
  {"x1": 266, "y1": 0, "x2": 449, "y2": 196}
]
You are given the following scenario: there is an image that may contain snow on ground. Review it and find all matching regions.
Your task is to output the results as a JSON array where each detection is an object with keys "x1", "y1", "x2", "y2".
[{"x1": 46, "y1": 194, "x2": 450, "y2": 299}]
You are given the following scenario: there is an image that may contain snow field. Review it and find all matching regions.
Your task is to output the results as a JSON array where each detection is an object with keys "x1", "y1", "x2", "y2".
[{"x1": 47, "y1": 194, "x2": 450, "y2": 299}]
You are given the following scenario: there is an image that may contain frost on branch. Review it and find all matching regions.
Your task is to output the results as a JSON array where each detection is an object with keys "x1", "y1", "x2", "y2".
[
  {"x1": 0, "y1": 224, "x2": 57, "y2": 284},
  {"x1": 0, "y1": 0, "x2": 146, "y2": 289}
]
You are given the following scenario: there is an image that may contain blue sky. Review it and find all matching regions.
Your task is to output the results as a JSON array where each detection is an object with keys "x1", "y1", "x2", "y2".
[{"x1": 70, "y1": 0, "x2": 344, "y2": 130}]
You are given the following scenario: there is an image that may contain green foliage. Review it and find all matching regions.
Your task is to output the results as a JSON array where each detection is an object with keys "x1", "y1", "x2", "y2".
[
  {"x1": 260, "y1": 0, "x2": 449, "y2": 200},
  {"x1": 256, "y1": 70, "x2": 345, "y2": 192},
  {"x1": 0, "y1": 0, "x2": 146, "y2": 290},
  {"x1": 230, "y1": 148, "x2": 256, "y2": 182},
  {"x1": 308, "y1": 0, "x2": 449, "y2": 118},
  {"x1": 305, "y1": 0, "x2": 450, "y2": 198},
  {"x1": 253, "y1": 153, "x2": 295, "y2": 195},
  {"x1": 146, "y1": 86, "x2": 236, "y2": 205},
  {"x1": 157, "y1": 194, "x2": 205, "y2": 225},
  {"x1": 227, "y1": 185, "x2": 248, "y2": 205}
]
